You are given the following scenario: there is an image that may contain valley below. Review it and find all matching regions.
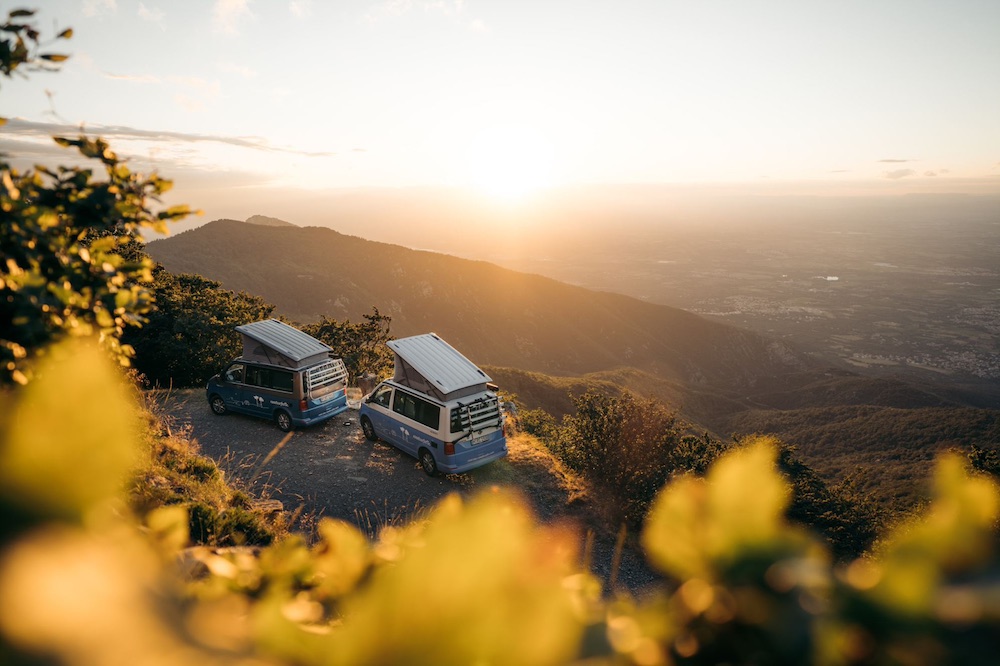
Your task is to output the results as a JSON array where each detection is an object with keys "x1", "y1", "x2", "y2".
[
  {"x1": 486, "y1": 207, "x2": 1000, "y2": 403},
  {"x1": 146, "y1": 201, "x2": 1000, "y2": 512}
]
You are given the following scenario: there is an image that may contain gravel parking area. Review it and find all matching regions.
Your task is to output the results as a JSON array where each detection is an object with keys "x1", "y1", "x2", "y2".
[{"x1": 154, "y1": 389, "x2": 659, "y2": 592}]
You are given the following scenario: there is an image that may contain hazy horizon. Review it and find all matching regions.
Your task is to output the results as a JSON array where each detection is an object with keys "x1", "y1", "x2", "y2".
[{"x1": 4, "y1": 1, "x2": 999, "y2": 217}]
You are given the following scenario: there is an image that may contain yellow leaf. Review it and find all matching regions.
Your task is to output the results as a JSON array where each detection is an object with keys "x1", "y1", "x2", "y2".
[
  {"x1": 0, "y1": 338, "x2": 139, "y2": 520},
  {"x1": 328, "y1": 489, "x2": 586, "y2": 665},
  {"x1": 312, "y1": 518, "x2": 371, "y2": 598},
  {"x1": 145, "y1": 505, "x2": 190, "y2": 554},
  {"x1": 642, "y1": 437, "x2": 795, "y2": 581}
]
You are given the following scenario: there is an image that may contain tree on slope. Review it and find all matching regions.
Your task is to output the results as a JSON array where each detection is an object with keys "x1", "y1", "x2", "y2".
[
  {"x1": 0, "y1": 9, "x2": 192, "y2": 385},
  {"x1": 125, "y1": 266, "x2": 275, "y2": 387}
]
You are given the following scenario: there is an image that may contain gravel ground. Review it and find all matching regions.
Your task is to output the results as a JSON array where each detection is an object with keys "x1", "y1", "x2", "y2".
[{"x1": 155, "y1": 388, "x2": 660, "y2": 594}]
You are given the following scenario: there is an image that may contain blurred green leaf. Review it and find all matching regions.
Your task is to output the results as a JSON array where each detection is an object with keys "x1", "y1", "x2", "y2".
[
  {"x1": 643, "y1": 436, "x2": 799, "y2": 581},
  {"x1": 0, "y1": 337, "x2": 139, "y2": 520}
]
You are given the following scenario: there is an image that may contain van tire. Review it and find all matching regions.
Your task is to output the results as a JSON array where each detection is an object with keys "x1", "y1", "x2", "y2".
[
  {"x1": 361, "y1": 416, "x2": 377, "y2": 441},
  {"x1": 419, "y1": 448, "x2": 438, "y2": 476},
  {"x1": 275, "y1": 410, "x2": 293, "y2": 432},
  {"x1": 209, "y1": 395, "x2": 227, "y2": 415}
]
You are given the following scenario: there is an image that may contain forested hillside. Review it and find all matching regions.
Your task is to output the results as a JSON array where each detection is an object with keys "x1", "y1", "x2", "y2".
[
  {"x1": 146, "y1": 218, "x2": 998, "y2": 509},
  {"x1": 146, "y1": 219, "x2": 811, "y2": 389}
]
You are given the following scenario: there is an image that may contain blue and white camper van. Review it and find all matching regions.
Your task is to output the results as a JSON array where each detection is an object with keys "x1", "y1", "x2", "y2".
[
  {"x1": 206, "y1": 319, "x2": 349, "y2": 431},
  {"x1": 359, "y1": 333, "x2": 508, "y2": 475}
]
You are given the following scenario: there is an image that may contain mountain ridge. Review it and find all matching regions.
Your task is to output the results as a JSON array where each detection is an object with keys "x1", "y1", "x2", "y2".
[{"x1": 146, "y1": 218, "x2": 955, "y2": 431}]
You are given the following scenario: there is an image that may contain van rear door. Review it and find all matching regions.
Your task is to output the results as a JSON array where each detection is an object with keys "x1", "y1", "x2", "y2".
[
  {"x1": 447, "y1": 395, "x2": 507, "y2": 471},
  {"x1": 303, "y1": 359, "x2": 349, "y2": 418}
]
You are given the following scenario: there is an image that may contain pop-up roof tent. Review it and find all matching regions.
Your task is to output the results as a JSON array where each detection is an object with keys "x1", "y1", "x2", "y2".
[
  {"x1": 388, "y1": 333, "x2": 492, "y2": 402},
  {"x1": 236, "y1": 319, "x2": 332, "y2": 369}
]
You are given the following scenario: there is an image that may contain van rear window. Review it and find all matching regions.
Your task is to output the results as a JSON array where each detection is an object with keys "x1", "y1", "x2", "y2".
[{"x1": 307, "y1": 359, "x2": 348, "y2": 391}]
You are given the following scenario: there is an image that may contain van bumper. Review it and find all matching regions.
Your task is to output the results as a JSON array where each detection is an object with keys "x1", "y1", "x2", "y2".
[
  {"x1": 438, "y1": 444, "x2": 508, "y2": 474},
  {"x1": 293, "y1": 402, "x2": 349, "y2": 428}
]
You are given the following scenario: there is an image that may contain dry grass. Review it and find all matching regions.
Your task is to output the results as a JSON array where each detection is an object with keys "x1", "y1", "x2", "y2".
[{"x1": 128, "y1": 390, "x2": 294, "y2": 547}]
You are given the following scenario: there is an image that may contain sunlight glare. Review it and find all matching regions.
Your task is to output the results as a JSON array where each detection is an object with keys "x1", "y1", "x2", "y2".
[{"x1": 464, "y1": 125, "x2": 554, "y2": 203}]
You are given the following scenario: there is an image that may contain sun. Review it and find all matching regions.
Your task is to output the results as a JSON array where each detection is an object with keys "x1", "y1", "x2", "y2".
[{"x1": 463, "y1": 125, "x2": 554, "y2": 203}]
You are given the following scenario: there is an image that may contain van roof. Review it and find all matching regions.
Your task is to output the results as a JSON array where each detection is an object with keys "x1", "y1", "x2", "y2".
[
  {"x1": 235, "y1": 319, "x2": 331, "y2": 363},
  {"x1": 388, "y1": 333, "x2": 491, "y2": 395}
]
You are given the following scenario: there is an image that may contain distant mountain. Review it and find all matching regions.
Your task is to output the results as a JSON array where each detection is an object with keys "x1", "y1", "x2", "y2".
[
  {"x1": 146, "y1": 219, "x2": 953, "y2": 431},
  {"x1": 147, "y1": 220, "x2": 804, "y2": 386},
  {"x1": 246, "y1": 215, "x2": 296, "y2": 227}
]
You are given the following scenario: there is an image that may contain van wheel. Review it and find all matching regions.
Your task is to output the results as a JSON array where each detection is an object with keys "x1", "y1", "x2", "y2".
[
  {"x1": 419, "y1": 449, "x2": 438, "y2": 476},
  {"x1": 209, "y1": 395, "x2": 227, "y2": 415},
  {"x1": 275, "y1": 410, "x2": 293, "y2": 432},
  {"x1": 361, "y1": 416, "x2": 377, "y2": 441}
]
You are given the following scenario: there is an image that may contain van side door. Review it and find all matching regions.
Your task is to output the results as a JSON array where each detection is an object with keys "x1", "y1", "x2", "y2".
[
  {"x1": 390, "y1": 390, "x2": 443, "y2": 457},
  {"x1": 216, "y1": 362, "x2": 249, "y2": 414},
  {"x1": 242, "y1": 364, "x2": 275, "y2": 418},
  {"x1": 366, "y1": 384, "x2": 397, "y2": 443}
]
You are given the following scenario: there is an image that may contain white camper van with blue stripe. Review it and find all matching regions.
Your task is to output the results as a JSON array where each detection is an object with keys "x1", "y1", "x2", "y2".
[{"x1": 359, "y1": 333, "x2": 508, "y2": 475}]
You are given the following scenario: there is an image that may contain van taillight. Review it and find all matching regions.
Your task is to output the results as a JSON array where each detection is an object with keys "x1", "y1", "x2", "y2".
[
  {"x1": 300, "y1": 399, "x2": 308, "y2": 411},
  {"x1": 444, "y1": 442, "x2": 455, "y2": 456}
]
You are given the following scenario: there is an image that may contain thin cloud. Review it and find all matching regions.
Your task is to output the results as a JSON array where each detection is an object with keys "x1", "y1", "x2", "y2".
[
  {"x1": 83, "y1": 0, "x2": 117, "y2": 17},
  {"x1": 1, "y1": 119, "x2": 336, "y2": 158},
  {"x1": 137, "y1": 3, "x2": 166, "y2": 23},
  {"x1": 213, "y1": 0, "x2": 254, "y2": 34},
  {"x1": 364, "y1": 0, "x2": 483, "y2": 29},
  {"x1": 289, "y1": 0, "x2": 313, "y2": 18},
  {"x1": 218, "y1": 62, "x2": 257, "y2": 79},
  {"x1": 883, "y1": 169, "x2": 916, "y2": 180},
  {"x1": 924, "y1": 171, "x2": 938, "y2": 177},
  {"x1": 878, "y1": 159, "x2": 913, "y2": 163},
  {"x1": 103, "y1": 72, "x2": 160, "y2": 83}
]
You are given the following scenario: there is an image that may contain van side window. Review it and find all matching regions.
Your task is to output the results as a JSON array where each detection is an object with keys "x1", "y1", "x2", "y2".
[
  {"x1": 245, "y1": 366, "x2": 294, "y2": 393},
  {"x1": 269, "y1": 369, "x2": 293, "y2": 392},
  {"x1": 372, "y1": 385, "x2": 393, "y2": 408},
  {"x1": 393, "y1": 390, "x2": 441, "y2": 430},
  {"x1": 226, "y1": 363, "x2": 245, "y2": 384}
]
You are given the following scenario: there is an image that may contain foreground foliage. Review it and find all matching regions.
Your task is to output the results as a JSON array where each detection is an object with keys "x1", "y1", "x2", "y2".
[
  {"x1": 2, "y1": 343, "x2": 1000, "y2": 665},
  {"x1": 1, "y1": 8, "x2": 193, "y2": 386}
]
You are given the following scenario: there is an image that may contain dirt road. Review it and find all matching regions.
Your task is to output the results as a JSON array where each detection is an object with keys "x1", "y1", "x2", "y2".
[{"x1": 155, "y1": 389, "x2": 658, "y2": 591}]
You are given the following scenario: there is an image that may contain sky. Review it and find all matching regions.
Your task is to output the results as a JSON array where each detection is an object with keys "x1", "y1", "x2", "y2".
[{"x1": 3, "y1": 0, "x2": 1000, "y2": 221}]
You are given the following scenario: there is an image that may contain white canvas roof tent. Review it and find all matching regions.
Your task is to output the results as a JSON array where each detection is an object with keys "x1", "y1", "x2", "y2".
[
  {"x1": 236, "y1": 319, "x2": 332, "y2": 369},
  {"x1": 388, "y1": 333, "x2": 493, "y2": 402}
]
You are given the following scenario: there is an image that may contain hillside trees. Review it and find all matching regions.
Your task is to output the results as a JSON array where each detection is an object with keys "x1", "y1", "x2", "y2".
[
  {"x1": 302, "y1": 307, "x2": 394, "y2": 383},
  {"x1": 546, "y1": 390, "x2": 727, "y2": 527},
  {"x1": 0, "y1": 9, "x2": 192, "y2": 385},
  {"x1": 124, "y1": 265, "x2": 275, "y2": 387},
  {"x1": 537, "y1": 390, "x2": 881, "y2": 558}
]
